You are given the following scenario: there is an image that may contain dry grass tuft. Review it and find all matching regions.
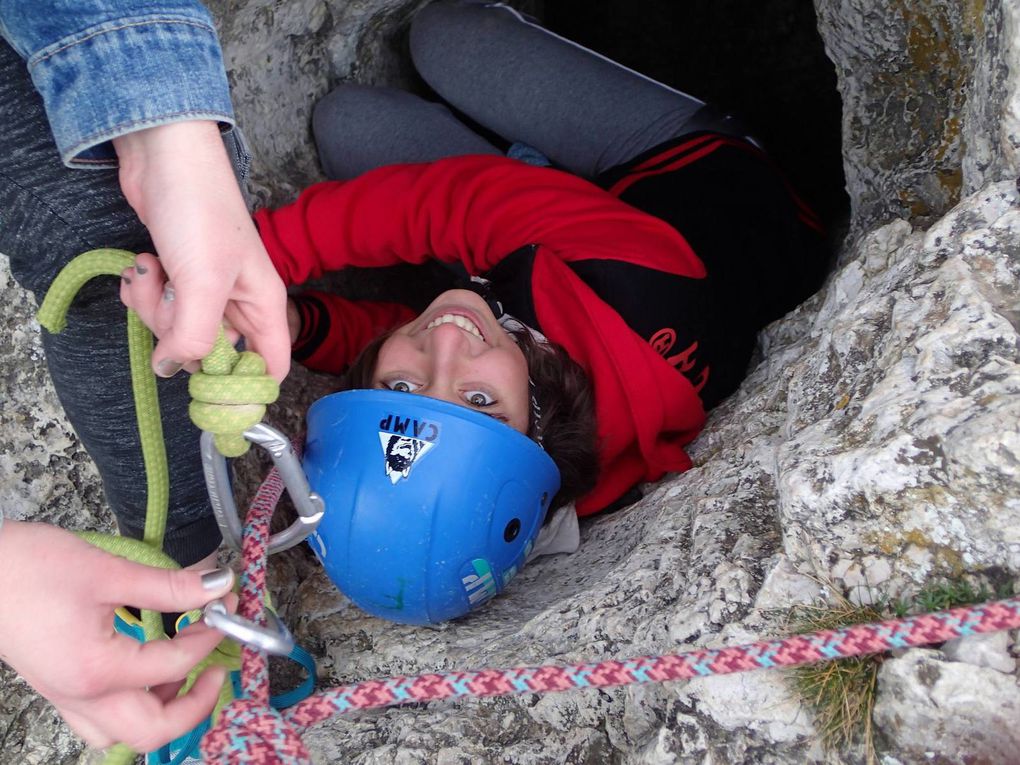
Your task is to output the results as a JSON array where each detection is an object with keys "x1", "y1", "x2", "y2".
[
  {"x1": 786, "y1": 598, "x2": 883, "y2": 762},
  {"x1": 785, "y1": 577, "x2": 1013, "y2": 764}
]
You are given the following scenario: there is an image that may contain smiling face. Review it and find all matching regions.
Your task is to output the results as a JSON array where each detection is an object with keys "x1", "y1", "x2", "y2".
[{"x1": 372, "y1": 289, "x2": 531, "y2": 432}]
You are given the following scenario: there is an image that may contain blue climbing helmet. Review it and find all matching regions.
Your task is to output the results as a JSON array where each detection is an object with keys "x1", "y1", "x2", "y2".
[{"x1": 301, "y1": 389, "x2": 560, "y2": 625}]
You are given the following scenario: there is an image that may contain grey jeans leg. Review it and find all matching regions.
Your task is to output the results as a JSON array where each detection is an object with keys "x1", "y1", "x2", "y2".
[
  {"x1": 313, "y1": 84, "x2": 501, "y2": 180},
  {"x1": 409, "y1": 1, "x2": 743, "y2": 178},
  {"x1": 0, "y1": 42, "x2": 219, "y2": 566}
]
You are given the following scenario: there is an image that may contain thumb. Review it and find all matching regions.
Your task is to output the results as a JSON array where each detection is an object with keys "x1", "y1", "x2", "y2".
[{"x1": 101, "y1": 561, "x2": 235, "y2": 613}]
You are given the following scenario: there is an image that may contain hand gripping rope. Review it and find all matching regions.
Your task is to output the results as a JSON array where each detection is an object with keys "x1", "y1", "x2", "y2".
[
  {"x1": 39, "y1": 250, "x2": 1020, "y2": 764},
  {"x1": 37, "y1": 248, "x2": 288, "y2": 765}
]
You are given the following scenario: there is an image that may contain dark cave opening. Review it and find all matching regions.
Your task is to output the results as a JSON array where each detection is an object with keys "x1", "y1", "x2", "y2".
[
  {"x1": 542, "y1": 0, "x2": 849, "y2": 233},
  {"x1": 340, "y1": 0, "x2": 850, "y2": 308}
]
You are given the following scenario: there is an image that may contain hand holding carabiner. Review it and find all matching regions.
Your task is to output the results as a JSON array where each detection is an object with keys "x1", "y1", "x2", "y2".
[{"x1": 203, "y1": 599, "x2": 295, "y2": 656}]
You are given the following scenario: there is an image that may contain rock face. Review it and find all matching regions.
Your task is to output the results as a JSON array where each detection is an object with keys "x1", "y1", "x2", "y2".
[
  {"x1": 815, "y1": 0, "x2": 1020, "y2": 234},
  {"x1": 1, "y1": 1, "x2": 1018, "y2": 764},
  {"x1": 212, "y1": 0, "x2": 436, "y2": 209},
  {"x1": 873, "y1": 648, "x2": 1020, "y2": 763}
]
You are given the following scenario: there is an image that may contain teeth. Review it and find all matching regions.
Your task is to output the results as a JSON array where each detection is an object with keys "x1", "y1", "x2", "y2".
[{"x1": 426, "y1": 313, "x2": 484, "y2": 339}]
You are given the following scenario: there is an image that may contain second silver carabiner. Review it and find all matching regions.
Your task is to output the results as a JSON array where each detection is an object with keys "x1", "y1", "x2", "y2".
[{"x1": 203, "y1": 598, "x2": 295, "y2": 656}]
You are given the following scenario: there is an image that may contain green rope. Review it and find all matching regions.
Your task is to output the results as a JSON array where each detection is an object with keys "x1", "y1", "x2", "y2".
[
  {"x1": 36, "y1": 249, "x2": 134, "y2": 335},
  {"x1": 37, "y1": 249, "x2": 169, "y2": 551},
  {"x1": 77, "y1": 532, "x2": 179, "y2": 569},
  {"x1": 101, "y1": 744, "x2": 137, "y2": 765},
  {"x1": 37, "y1": 248, "x2": 278, "y2": 764},
  {"x1": 190, "y1": 333, "x2": 279, "y2": 457}
]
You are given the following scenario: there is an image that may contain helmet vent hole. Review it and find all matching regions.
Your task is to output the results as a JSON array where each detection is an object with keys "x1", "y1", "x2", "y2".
[{"x1": 504, "y1": 518, "x2": 521, "y2": 542}]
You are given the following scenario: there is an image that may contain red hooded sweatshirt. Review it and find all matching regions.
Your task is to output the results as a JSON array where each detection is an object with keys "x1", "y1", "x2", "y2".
[{"x1": 254, "y1": 153, "x2": 709, "y2": 516}]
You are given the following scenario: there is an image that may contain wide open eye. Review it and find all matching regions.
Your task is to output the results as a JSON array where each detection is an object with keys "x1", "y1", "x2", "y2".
[
  {"x1": 386, "y1": 379, "x2": 420, "y2": 394},
  {"x1": 465, "y1": 390, "x2": 495, "y2": 407}
]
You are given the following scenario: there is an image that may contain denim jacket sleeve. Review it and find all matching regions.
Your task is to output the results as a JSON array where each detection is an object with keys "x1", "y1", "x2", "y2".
[{"x1": 0, "y1": 1, "x2": 234, "y2": 168}]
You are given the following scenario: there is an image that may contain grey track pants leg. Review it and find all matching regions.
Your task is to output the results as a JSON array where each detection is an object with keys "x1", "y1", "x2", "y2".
[
  {"x1": 315, "y1": 0, "x2": 743, "y2": 180},
  {"x1": 0, "y1": 41, "x2": 219, "y2": 566}
]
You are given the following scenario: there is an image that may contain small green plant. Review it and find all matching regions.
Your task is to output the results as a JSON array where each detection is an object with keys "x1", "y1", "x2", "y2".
[
  {"x1": 911, "y1": 579, "x2": 994, "y2": 613},
  {"x1": 786, "y1": 576, "x2": 1013, "y2": 764}
]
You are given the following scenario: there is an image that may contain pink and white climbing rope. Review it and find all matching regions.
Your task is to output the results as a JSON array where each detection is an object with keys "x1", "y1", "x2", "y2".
[
  {"x1": 202, "y1": 467, "x2": 1020, "y2": 764},
  {"x1": 282, "y1": 593, "x2": 1020, "y2": 728},
  {"x1": 203, "y1": 468, "x2": 314, "y2": 763}
]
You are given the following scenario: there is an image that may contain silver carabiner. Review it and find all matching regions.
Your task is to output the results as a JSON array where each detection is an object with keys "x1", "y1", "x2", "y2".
[
  {"x1": 203, "y1": 598, "x2": 295, "y2": 656},
  {"x1": 201, "y1": 422, "x2": 325, "y2": 555}
]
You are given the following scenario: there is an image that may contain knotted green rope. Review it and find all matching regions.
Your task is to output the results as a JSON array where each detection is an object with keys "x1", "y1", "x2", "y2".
[
  {"x1": 190, "y1": 337, "x2": 279, "y2": 457},
  {"x1": 36, "y1": 248, "x2": 278, "y2": 764}
]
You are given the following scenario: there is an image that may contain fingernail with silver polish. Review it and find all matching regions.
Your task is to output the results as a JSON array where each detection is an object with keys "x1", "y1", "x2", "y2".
[
  {"x1": 162, "y1": 283, "x2": 175, "y2": 302},
  {"x1": 201, "y1": 568, "x2": 234, "y2": 591},
  {"x1": 156, "y1": 358, "x2": 183, "y2": 377},
  {"x1": 135, "y1": 262, "x2": 149, "y2": 275},
  {"x1": 121, "y1": 275, "x2": 132, "y2": 285}
]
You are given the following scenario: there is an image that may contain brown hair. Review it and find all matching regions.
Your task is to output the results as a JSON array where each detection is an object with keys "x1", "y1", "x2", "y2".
[{"x1": 341, "y1": 327, "x2": 599, "y2": 510}]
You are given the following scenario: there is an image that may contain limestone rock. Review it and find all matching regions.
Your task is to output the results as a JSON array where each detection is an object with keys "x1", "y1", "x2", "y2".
[
  {"x1": 777, "y1": 184, "x2": 1020, "y2": 601},
  {"x1": 941, "y1": 631, "x2": 1016, "y2": 674},
  {"x1": 0, "y1": 270, "x2": 109, "y2": 533},
  {"x1": 207, "y1": 0, "x2": 436, "y2": 209},
  {"x1": 814, "y1": 0, "x2": 1020, "y2": 234},
  {"x1": 873, "y1": 648, "x2": 1020, "y2": 763}
]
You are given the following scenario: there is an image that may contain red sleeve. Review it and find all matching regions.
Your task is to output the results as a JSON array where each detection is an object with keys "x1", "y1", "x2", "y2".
[
  {"x1": 254, "y1": 154, "x2": 704, "y2": 286},
  {"x1": 290, "y1": 290, "x2": 415, "y2": 375}
]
